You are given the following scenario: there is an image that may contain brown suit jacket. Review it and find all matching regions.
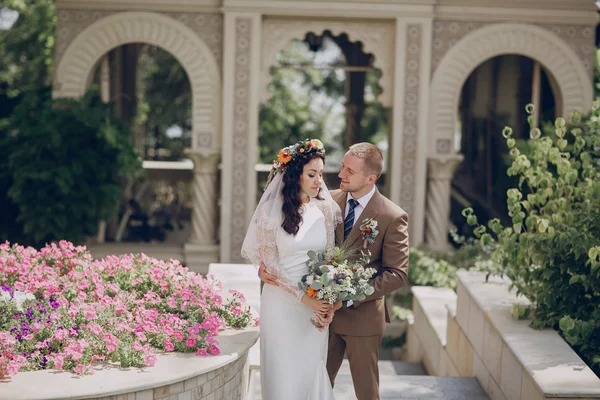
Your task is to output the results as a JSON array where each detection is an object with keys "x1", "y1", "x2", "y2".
[{"x1": 329, "y1": 188, "x2": 409, "y2": 336}]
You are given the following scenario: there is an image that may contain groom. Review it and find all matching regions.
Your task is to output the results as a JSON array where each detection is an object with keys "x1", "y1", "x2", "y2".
[{"x1": 328, "y1": 142, "x2": 409, "y2": 400}]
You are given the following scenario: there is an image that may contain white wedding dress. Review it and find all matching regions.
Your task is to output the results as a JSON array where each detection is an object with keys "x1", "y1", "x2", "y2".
[{"x1": 260, "y1": 198, "x2": 335, "y2": 400}]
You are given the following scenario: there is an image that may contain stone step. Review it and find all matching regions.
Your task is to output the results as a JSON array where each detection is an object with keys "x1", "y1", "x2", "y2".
[{"x1": 249, "y1": 360, "x2": 488, "y2": 399}]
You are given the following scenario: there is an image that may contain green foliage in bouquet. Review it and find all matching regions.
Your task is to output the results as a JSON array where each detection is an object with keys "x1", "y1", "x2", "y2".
[
  {"x1": 0, "y1": 86, "x2": 141, "y2": 247},
  {"x1": 464, "y1": 103, "x2": 600, "y2": 375},
  {"x1": 300, "y1": 245, "x2": 375, "y2": 305}
]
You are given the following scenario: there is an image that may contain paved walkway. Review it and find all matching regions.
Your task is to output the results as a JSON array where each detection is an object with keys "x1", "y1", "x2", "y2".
[{"x1": 208, "y1": 263, "x2": 488, "y2": 400}]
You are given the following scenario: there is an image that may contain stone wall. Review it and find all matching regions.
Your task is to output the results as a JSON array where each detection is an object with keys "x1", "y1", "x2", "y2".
[
  {"x1": 408, "y1": 273, "x2": 600, "y2": 400},
  {"x1": 61, "y1": 353, "x2": 248, "y2": 400}
]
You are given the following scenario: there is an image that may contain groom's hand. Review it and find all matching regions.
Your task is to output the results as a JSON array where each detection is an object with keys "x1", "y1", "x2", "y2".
[
  {"x1": 259, "y1": 263, "x2": 279, "y2": 286},
  {"x1": 333, "y1": 301, "x2": 343, "y2": 311}
]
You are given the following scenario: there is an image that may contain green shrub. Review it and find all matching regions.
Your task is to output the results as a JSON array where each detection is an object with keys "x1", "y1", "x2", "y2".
[
  {"x1": 465, "y1": 103, "x2": 600, "y2": 375},
  {"x1": 408, "y1": 234, "x2": 496, "y2": 290},
  {"x1": 0, "y1": 86, "x2": 141, "y2": 246}
]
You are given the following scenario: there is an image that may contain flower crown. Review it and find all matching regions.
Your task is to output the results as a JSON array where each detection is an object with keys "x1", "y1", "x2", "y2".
[
  {"x1": 265, "y1": 138, "x2": 325, "y2": 188},
  {"x1": 272, "y1": 138, "x2": 325, "y2": 174}
]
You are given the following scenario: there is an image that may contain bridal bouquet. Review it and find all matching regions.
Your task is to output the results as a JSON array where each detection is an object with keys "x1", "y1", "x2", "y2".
[{"x1": 298, "y1": 246, "x2": 376, "y2": 329}]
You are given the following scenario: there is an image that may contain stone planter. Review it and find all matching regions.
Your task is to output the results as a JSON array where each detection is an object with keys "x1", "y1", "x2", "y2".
[
  {"x1": 407, "y1": 272, "x2": 600, "y2": 400},
  {"x1": 0, "y1": 327, "x2": 259, "y2": 400}
]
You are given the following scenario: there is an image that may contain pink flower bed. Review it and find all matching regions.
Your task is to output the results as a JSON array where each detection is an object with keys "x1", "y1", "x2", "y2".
[{"x1": 0, "y1": 241, "x2": 256, "y2": 378}]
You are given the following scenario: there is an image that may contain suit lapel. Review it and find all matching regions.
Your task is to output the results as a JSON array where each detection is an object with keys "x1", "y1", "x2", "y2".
[{"x1": 345, "y1": 189, "x2": 381, "y2": 248}]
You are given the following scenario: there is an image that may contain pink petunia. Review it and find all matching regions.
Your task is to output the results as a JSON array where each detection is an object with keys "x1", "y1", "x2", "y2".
[
  {"x1": 89, "y1": 324, "x2": 103, "y2": 335},
  {"x1": 53, "y1": 328, "x2": 68, "y2": 341},
  {"x1": 144, "y1": 353, "x2": 157, "y2": 367},
  {"x1": 185, "y1": 337, "x2": 196, "y2": 347},
  {"x1": 133, "y1": 341, "x2": 145, "y2": 351},
  {"x1": 195, "y1": 348, "x2": 208, "y2": 356},
  {"x1": 73, "y1": 364, "x2": 86, "y2": 374},
  {"x1": 52, "y1": 354, "x2": 65, "y2": 370},
  {"x1": 163, "y1": 339, "x2": 175, "y2": 352},
  {"x1": 209, "y1": 345, "x2": 220, "y2": 356}
]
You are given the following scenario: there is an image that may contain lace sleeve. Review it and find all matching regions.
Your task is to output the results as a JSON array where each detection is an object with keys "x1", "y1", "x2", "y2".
[{"x1": 257, "y1": 224, "x2": 305, "y2": 302}]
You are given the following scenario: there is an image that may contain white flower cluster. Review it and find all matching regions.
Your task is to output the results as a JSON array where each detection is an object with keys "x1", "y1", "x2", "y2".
[{"x1": 0, "y1": 290, "x2": 35, "y2": 312}]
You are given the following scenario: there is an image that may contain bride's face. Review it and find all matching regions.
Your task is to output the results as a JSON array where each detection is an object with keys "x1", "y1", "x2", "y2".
[{"x1": 300, "y1": 157, "x2": 324, "y2": 199}]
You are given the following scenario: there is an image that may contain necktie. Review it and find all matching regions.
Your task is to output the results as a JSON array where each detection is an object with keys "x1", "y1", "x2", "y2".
[{"x1": 344, "y1": 199, "x2": 359, "y2": 241}]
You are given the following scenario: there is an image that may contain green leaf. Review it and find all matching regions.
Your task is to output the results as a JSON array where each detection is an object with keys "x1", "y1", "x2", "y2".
[
  {"x1": 525, "y1": 104, "x2": 534, "y2": 114},
  {"x1": 480, "y1": 233, "x2": 492, "y2": 247},
  {"x1": 311, "y1": 281, "x2": 323, "y2": 290},
  {"x1": 536, "y1": 219, "x2": 549, "y2": 233},
  {"x1": 511, "y1": 304, "x2": 531, "y2": 320},
  {"x1": 467, "y1": 215, "x2": 478, "y2": 226},
  {"x1": 588, "y1": 247, "x2": 599, "y2": 261},
  {"x1": 559, "y1": 316, "x2": 575, "y2": 332}
]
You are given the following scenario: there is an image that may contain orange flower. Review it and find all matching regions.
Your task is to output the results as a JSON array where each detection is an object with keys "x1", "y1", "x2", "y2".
[
  {"x1": 307, "y1": 287, "x2": 318, "y2": 298},
  {"x1": 278, "y1": 150, "x2": 292, "y2": 164}
]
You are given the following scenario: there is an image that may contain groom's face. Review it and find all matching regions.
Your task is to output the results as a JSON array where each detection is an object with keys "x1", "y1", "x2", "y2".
[{"x1": 338, "y1": 153, "x2": 373, "y2": 193}]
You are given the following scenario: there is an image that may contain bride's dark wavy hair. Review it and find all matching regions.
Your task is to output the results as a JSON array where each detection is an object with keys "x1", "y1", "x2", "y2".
[{"x1": 281, "y1": 151, "x2": 325, "y2": 235}]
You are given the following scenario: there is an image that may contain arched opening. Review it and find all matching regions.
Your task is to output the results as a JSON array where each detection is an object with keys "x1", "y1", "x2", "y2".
[
  {"x1": 88, "y1": 43, "x2": 194, "y2": 245},
  {"x1": 258, "y1": 30, "x2": 389, "y2": 196},
  {"x1": 450, "y1": 55, "x2": 558, "y2": 235},
  {"x1": 52, "y1": 12, "x2": 222, "y2": 255}
]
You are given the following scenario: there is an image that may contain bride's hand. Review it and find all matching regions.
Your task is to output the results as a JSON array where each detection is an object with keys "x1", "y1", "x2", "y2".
[
  {"x1": 301, "y1": 295, "x2": 331, "y2": 315},
  {"x1": 333, "y1": 301, "x2": 343, "y2": 311},
  {"x1": 316, "y1": 309, "x2": 334, "y2": 326}
]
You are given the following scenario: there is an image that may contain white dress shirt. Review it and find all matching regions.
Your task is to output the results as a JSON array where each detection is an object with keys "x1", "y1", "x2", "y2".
[{"x1": 345, "y1": 185, "x2": 376, "y2": 228}]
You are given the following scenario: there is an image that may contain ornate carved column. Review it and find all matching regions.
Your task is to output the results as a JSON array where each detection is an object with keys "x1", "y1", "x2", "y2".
[
  {"x1": 184, "y1": 150, "x2": 221, "y2": 273},
  {"x1": 425, "y1": 154, "x2": 464, "y2": 252}
]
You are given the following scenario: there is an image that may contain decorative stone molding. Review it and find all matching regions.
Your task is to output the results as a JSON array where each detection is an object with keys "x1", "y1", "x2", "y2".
[
  {"x1": 55, "y1": 10, "x2": 223, "y2": 73},
  {"x1": 185, "y1": 150, "x2": 221, "y2": 246},
  {"x1": 53, "y1": 11, "x2": 222, "y2": 151},
  {"x1": 56, "y1": 0, "x2": 222, "y2": 13},
  {"x1": 397, "y1": 23, "x2": 423, "y2": 221},
  {"x1": 261, "y1": 18, "x2": 395, "y2": 107},
  {"x1": 430, "y1": 23, "x2": 593, "y2": 152},
  {"x1": 431, "y1": 21, "x2": 595, "y2": 79},
  {"x1": 425, "y1": 154, "x2": 463, "y2": 252},
  {"x1": 184, "y1": 150, "x2": 221, "y2": 274},
  {"x1": 221, "y1": 13, "x2": 260, "y2": 263}
]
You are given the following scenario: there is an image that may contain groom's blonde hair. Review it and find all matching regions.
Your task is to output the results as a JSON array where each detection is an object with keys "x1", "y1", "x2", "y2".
[{"x1": 348, "y1": 142, "x2": 383, "y2": 178}]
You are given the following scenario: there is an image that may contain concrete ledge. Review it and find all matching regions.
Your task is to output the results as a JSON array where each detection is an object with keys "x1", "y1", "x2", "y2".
[
  {"x1": 406, "y1": 286, "x2": 458, "y2": 376},
  {"x1": 453, "y1": 271, "x2": 600, "y2": 400},
  {"x1": 0, "y1": 327, "x2": 259, "y2": 400}
]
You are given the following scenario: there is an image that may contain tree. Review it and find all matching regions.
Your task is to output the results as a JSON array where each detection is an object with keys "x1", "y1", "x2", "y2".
[
  {"x1": 135, "y1": 45, "x2": 192, "y2": 160},
  {"x1": 0, "y1": 87, "x2": 141, "y2": 247},
  {"x1": 0, "y1": 0, "x2": 56, "y2": 101}
]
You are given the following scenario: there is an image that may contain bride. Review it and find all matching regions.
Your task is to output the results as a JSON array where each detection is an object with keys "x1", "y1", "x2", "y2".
[{"x1": 242, "y1": 138, "x2": 341, "y2": 400}]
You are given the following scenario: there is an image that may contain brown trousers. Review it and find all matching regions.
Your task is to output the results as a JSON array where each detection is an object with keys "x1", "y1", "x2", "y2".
[{"x1": 327, "y1": 331, "x2": 383, "y2": 400}]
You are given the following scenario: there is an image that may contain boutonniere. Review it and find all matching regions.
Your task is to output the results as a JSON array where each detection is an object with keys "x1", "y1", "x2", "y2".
[{"x1": 359, "y1": 218, "x2": 379, "y2": 249}]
